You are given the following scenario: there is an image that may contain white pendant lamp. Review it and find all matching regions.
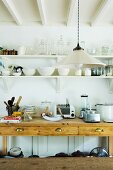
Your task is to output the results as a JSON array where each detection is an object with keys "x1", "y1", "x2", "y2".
[{"x1": 57, "y1": 0, "x2": 105, "y2": 68}]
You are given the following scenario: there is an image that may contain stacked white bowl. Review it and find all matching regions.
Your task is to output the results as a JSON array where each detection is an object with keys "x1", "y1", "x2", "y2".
[
  {"x1": 23, "y1": 68, "x2": 36, "y2": 76},
  {"x1": 38, "y1": 67, "x2": 55, "y2": 76},
  {"x1": 58, "y1": 68, "x2": 69, "y2": 76}
]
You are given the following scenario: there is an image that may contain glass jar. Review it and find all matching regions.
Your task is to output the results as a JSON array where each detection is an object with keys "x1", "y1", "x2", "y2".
[
  {"x1": 105, "y1": 65, "x2": 113, "y2": 76},
  {"x1": 40, "y1": 101, "x2": 52, "y2": 113},
  {"x1": 101, "y1": 46, "x2": 109, "y2": 55}
]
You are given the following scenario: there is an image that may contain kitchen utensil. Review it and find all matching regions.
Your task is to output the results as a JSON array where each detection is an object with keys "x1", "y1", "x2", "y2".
[
  {"x1": 15, "y1": 96, "x2": 22, "y2": 107},
  {"x1": 8, "y1": 100, "x2": 13, "y2": 107},
  {"x1": 90, "y1": 147, "x2": 108, "y2": 157},
  {"x1": 11, "y1": 97, "x2": 15, "y2": 104},
  {"x1": 4, "y1": 101, "x2": 8, "y2": 107}
]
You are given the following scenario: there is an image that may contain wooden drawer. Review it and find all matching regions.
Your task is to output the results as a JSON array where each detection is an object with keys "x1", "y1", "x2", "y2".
[
  {"x1": 36, "y1": 126, "x2": 78, "y2": 136},
  {"x1": 0, "y1": 126, "x2": 78, "y2": 136},
  {"x1": 0, "y1": 127, "x2": 39, "y2": 136},
  {"x1": 79, "y1": 126, "x2": 113, "y2": 136}
]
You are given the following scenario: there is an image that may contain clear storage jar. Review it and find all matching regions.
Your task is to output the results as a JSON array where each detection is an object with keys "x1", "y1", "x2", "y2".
[{"x1": 105, "y1": 65, "x2": 113, "y2": 76}]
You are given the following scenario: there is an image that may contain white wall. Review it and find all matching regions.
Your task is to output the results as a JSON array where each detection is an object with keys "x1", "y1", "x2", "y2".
[{"x1": 0, "y1": 25, "x2": 112, "y2": 157}]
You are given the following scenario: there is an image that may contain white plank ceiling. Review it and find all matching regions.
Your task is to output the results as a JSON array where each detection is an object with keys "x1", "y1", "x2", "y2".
[{"x1": 0, "y1": 0, "x2": 113, "y2": 26}]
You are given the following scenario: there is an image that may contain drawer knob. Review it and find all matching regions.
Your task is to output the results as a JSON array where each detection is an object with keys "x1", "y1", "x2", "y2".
[
  {"x1": 55, "y1": 128, "x2": 62, "y2": 132},
  {"x1": 95, "y1": 128, "x2": 104, "y2": 132},
  {"x1": 16, "y1": 128, "x2": 24, "y2": 132}
]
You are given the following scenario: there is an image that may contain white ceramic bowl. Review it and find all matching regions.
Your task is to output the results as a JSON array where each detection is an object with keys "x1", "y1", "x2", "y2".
[
  {"x1": 58, "y1": 68, "x2": 69, "y2": 76},
  {"x1": 2, "y1": 69, "x2": 10, "y2": 76},
  {"x1": 23, "y1": 68, "x2": 36, "y2": 76},
  {"x1": 9, "y1": 147, "x2": 21, "y2": 156},
  {"x1": 38, "y1": 67, "x2": 55, "y2": 76}
]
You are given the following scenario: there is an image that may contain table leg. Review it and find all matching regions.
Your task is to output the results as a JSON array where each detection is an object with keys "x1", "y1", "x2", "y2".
[
  {"x1": 2, "y1": 136, "x2": 7, "y2": 155},
  {"x1": 108, "y1": 136, "x2": 113, "y2": 156}
]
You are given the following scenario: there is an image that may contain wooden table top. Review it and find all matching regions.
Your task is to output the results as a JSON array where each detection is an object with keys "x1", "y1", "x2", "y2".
[{"x1": 0, "y1": 117, "x2": 113, "y2": 127}]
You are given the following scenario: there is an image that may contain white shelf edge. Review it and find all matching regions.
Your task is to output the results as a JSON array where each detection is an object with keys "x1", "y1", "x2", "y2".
[
  {"x1": 0, "y1": 75, "x2": 113, "y2": 78},
  {"x1": 0, "y1": 54, "x2": 65, "y2": 59},
  {"x1": 0, "y1": 54, "x2": 113, "y2": 59},
  {"x1": 92, "y1": 55, "x2": 113, "y2": 59}
]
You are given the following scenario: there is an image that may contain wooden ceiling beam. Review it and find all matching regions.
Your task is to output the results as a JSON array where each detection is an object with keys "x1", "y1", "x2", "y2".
[
  {"x1": 90, "y1": 0, "x2": 111, "y2": 26},
  {"x1": 67, "y1": 0, "x2": 76, "y2": 26},
  {"x1": 36, "y1": 0, "x2": 47, "y2": 25},
  {"x1": 2, "y1": 0, "x2": 22, "y2": 25}
]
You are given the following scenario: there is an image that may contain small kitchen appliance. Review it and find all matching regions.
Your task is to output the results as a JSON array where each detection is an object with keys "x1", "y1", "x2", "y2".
[
  {"x1": 56, "y1": 104, "x2": 75, "y2": 118},
  {"x1": 84, "y1": 109, "x2": 100, "y2": 123}
]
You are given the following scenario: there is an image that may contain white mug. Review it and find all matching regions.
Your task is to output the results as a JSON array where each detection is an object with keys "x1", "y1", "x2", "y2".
[{"x1": 18, "y1": 46, "x2": 26, "y2": 55}]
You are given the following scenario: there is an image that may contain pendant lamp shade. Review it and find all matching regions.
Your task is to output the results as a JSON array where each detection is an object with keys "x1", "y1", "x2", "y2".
[
  {"x1": 57, "y1": 48, "x2": 106, "y2": 68},
  {"x1": 57, "y1": 0, "x2": 105, "y2": 68}
]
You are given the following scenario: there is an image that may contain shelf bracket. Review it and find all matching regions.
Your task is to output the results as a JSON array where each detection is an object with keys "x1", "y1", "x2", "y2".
[
  {"x1": 56, "y1": 77, "x2": 61, "y2": 93},
  {"x1": 107, "y1": 79, "x2": 113, "y2": 93},
  {"x1": 1, "y1": 77, "x2": 13, "y2": 92}
]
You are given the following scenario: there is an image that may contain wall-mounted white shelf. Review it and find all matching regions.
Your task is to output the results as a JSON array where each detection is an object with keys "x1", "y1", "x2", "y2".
[
  {"x1": 0, "y1": 75, "x2": 113, "y2": 92},
  {"x1": 0, "y1": 54, "x2": 113, "y2": 92},
  {"x1": 0, "y1": 75, "x2": 113, "y2": 78},
  {"x1": 0, "y1": 54, "x2": 113, "y2": 59}
]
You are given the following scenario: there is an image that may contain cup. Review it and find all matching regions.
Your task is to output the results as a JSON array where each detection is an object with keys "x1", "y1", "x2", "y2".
[{"x1": 18, "y1": 46, "x2": 26, "y2": 55}]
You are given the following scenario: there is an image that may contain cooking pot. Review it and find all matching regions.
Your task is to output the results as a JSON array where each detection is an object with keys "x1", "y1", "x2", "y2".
[{"x1": 95, "y1": 104, "x2": 113, "y2": 122}]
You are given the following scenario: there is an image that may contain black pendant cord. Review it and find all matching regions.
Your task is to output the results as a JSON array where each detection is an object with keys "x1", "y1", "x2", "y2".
[
  {"x1": 73, "y1": 0, "x2": 83, "y2": 51},
  {"x1": 77, "y1": 0, "x2": 79, "y2": 45}
]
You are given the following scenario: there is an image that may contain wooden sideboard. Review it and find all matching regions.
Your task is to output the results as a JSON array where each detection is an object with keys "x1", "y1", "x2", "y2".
[{"x1": 1, "y1": 118, "x2": 113, "y2": 155}]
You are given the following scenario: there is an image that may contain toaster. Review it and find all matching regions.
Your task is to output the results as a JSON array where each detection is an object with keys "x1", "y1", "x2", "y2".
[{"x1": 56, "y1": 104, "x2": 76, "y2": 118}]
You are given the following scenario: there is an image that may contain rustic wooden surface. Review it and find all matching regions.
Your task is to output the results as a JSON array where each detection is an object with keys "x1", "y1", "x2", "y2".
[
  {"x1": 0, "y1": 117, "x2": 113, "y2": 127},
  {"x1": 1, "y1": 118, "x2": 113, "y2": 155},
  {"x1": 0, "y1": 118, "x2": 113, "y2": 136},
  {"x1": 0, "y1": 157, "x2": 113, "y2": 170}
]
